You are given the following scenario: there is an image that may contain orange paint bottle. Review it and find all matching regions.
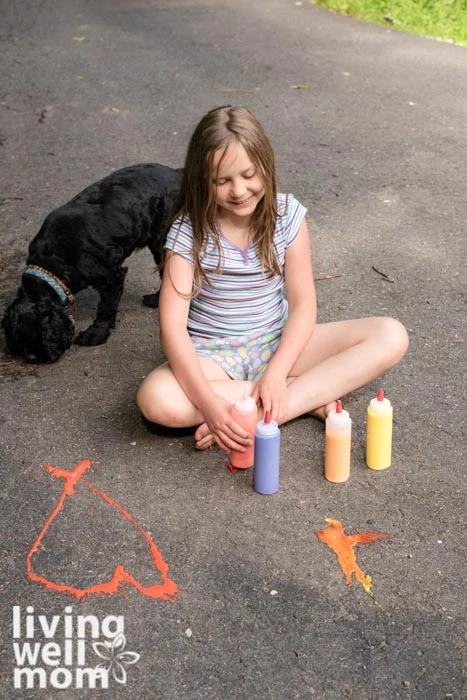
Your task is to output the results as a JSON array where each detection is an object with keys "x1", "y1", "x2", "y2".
[
  {"x1": 325, "y1": 400, "x2": 351, "y2": 483},
  {"x1": 229, "y1": 396, "x2": 257, "y2": 469}
]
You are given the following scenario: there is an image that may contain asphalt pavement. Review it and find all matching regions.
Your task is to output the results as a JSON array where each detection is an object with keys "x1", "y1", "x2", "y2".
[{"x1": 1, "y1": 0, "x2": 466, "y2": 698}]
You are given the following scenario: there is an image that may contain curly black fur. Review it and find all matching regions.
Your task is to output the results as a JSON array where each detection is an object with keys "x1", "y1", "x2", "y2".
[{"x1": 2, "y1": 163, "x2": 182, "y2": 363}]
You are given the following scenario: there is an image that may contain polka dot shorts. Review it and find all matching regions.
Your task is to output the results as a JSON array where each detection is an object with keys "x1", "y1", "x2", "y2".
[{"x1": 192, "y1": 327, "x2": 283, "y2": 381}]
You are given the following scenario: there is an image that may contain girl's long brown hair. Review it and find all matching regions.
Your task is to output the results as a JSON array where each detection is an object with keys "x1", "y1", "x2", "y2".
[{"x1": 167, "y1": 106, "x2": 280, "y2": 293}]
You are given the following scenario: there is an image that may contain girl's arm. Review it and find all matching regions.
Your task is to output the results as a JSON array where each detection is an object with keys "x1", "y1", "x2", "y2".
[
  {"x1": 159, "y1": 252, "x2": 252, "y2": 451},
  {"x1": 252, "y1": 217, "x2": 317, "y2": 421},
  {"x1": 158, "y1": 251, "x2": 207, "y2": 403}
]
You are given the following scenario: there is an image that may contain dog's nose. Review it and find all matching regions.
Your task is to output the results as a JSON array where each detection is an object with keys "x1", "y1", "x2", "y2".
[{"x1": 25, "y1": 352, "x2": 37, "y2": 362}]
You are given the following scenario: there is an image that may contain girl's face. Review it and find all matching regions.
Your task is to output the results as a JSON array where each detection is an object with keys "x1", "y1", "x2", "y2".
[{"x1": 212, "y1": 141, "x2": 265, "y2": 222}]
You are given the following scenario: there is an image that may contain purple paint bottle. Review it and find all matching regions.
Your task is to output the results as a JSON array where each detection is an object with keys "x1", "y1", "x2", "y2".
[{"x1": 253, "y1": 411, "x2": 281, "y2": 494}]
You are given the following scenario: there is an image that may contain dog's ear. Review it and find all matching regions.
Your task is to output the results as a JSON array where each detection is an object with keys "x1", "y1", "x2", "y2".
[
  {"x1": 1, "y1": 295, "x2": 25, "y2": 354},
  {"x1": 40, "y1": 303, "x2": 75, "y2": 362}
]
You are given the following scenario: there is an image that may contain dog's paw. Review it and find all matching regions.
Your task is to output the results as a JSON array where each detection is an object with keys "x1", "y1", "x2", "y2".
[
  {"x1": 74, "y1": 325, "x2": 111, "y2": 346},
  {"x1": 143, "y1": 292, "x2": 159, "y2": 308}
]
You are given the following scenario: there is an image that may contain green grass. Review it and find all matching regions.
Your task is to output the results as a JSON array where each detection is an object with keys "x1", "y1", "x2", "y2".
[{"x1": 311, "y1": 0, "x2": 467, "y2": 46}]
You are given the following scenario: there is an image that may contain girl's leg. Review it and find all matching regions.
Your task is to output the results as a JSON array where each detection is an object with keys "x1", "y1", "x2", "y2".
[
  {"x1": 284, "y1": 316, "x2": 409, "y2": 420},
  {"x1": 136, "y1": 357, "x2": 253, "y2": 428},
  {"x1": 137, "y1": 316, "x2": 408, "y2": 448},
  {"x1": 194, "y1": 316, "x2": 408, "y2": 447}
]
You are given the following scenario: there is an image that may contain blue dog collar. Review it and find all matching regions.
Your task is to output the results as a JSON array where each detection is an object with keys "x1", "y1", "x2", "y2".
[{"x1": 24, "y1": 265, "x2": 76, "y2": 312}]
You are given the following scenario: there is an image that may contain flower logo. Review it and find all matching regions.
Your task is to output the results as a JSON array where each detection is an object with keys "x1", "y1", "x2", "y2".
[{"x1": 92, "y1": 632, "x2": 140, "y2": 684}]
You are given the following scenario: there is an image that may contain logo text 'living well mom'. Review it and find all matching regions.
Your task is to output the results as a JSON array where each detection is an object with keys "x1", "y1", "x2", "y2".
[{"x1": 12, "y1": 606, "x2": 139, "y2": 689}]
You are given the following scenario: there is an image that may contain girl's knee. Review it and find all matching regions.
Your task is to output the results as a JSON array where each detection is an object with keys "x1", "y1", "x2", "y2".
[
  {"x1": 136, "y1": 372, "x2": 171, "y2": 425},
  {"x1": 136, "y1": 379, "x2": 157, "y2": 423},
  {"x1": 377, "y1": 317, "x2": 409, "y2": 364},
  {"x1": 136, "y1": 367, "x2": 195, "y2": 427}
]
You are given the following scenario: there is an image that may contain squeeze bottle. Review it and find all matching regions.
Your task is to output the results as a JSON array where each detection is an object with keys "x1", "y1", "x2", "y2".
[
  {"x1": 229, "y1": 396, "x2": 257, "y2": 469},
  {"x1": 253, "y1": 411, "x2": 281, "y2": 494},
  {"x1": 324, "y1": 400, "x2": 351, "y2": 483},
  {"x1": 366, "y1": 387, "x2": 393, "y2": 470}
]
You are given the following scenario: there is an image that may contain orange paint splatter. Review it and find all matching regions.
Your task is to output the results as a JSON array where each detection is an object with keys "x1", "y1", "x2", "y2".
[
  {"x1": 315, "y1": 518, "x2": 393, "y2": 597},
  {"x1": 26, "y1": 460, "x2": 181, "y2": 602}
]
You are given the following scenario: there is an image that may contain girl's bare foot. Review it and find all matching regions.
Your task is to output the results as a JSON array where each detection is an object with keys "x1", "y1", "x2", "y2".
[
  {"x1": 194, "y1": 422, "x2": 215, "y2": 450},
  {"x1": 308, "y1": 401, "x2": 337, "y2": 422}
]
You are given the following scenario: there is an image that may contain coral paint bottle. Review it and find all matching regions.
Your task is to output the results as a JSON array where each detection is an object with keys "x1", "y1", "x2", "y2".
[
  {"x1": 366, "y1": 388, "x2": 393, "y2": 470},
  {"x1": 325, "y1": 400, "x2": 351, "y2": 483},
  {"x1": 253, "y1": 411, "x2": 281, "y2": 494},
  {"x1": 229, "y1": 396, "x2": 257, "y2": 469}
]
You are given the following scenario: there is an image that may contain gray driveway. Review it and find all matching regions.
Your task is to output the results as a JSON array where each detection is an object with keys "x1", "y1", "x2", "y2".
[{"x1": 1, "y1": 1, "x2": 465, "y2": 697}]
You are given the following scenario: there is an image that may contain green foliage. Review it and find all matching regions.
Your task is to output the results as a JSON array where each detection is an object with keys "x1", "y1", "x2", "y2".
[{"x1": 311, "y1": 0, "x2": 467, "y2": 45}]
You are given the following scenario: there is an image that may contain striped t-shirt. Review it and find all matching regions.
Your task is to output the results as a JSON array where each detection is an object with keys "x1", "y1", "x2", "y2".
[{"x1": 164, "y1": 193, "x2": 307, "y2": 339}]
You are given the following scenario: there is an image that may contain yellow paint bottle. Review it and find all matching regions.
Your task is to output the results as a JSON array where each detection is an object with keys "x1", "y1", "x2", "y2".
[
  {"x1": 366, "y1": 388, "x2": 393, "y2": 470},
  {"x1": 325, "y1": 400, "x2": 351, "y2": 483}
]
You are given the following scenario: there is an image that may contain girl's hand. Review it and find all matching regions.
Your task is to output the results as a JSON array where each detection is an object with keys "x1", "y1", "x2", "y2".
[
  {"x1": 252, "y1": 372, "x2": 288, "y2": 424},
  {"x1": 200, "y1": 395, "x2": 254, "y2": 453}
]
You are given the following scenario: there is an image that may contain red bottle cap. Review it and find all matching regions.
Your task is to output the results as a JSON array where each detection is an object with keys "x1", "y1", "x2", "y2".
[
  {"x1": 377, "y1": 387, "x2": 385, "y2": 401},
  {"x1": 336, "y1": 400, "x2": 343, "y2": 413}
]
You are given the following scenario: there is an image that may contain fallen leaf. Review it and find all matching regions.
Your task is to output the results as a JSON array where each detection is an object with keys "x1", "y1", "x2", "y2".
[
  {"x1": 218, "y1": 87, "x2": 260, "y2": 93},
  {"x1": 314, "y1": 273, "x2": 344, "y2": 281},
  {"x1": 372, "y1": 265, "x2": 395, "y2": 283}
]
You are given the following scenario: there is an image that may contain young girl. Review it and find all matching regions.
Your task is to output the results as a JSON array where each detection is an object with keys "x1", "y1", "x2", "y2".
[{"x1": 136, "y1": 106, "x2": 408, "y2": 454}]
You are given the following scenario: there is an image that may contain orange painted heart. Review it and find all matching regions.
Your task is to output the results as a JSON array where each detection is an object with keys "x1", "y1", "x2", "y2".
[{"x1": 26, "y1": 460, "x2": 181, "y2": 601}]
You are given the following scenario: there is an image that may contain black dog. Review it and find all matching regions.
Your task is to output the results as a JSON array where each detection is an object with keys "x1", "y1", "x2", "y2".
[{"x1": 2, "y1": 163, "x2": 182, "y2": 363}]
